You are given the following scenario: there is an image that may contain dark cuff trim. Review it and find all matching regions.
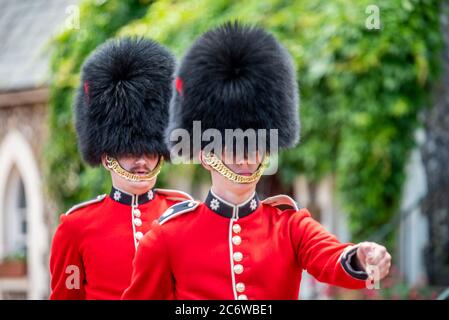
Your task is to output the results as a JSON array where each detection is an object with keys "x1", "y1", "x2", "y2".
[{"x1": 341, "y1": 247, "x2": 369, "y2": 281}]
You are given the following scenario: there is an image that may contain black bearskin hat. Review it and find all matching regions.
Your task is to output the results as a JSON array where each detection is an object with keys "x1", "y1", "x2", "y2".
[
  {"x1": 166, "y1": 22, "x2": 299, "y2": 159},
  {"x1": 74, "y1": 37, "x2": 175, "y2": 166}
]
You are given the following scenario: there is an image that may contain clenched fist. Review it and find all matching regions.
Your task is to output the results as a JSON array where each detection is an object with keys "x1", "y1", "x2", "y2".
[{"x1": 356, "y1": 242, "x2": 392, "y2": 280}]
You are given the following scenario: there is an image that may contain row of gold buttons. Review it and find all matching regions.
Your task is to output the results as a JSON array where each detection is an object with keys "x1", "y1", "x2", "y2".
[
  {"x1": 232, "y1": 222, "x2": 247, "y2": 300},
  {"x1": 133, "y1": 207, "x2": 143, "y2": 241}
]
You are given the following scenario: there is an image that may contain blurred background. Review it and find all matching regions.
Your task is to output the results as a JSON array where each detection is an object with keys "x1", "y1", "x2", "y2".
[{"x1": 0, "y1": 0, "x2": 448, "y2": 299}]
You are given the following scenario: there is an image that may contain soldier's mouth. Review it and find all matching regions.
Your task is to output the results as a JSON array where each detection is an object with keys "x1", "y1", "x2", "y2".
[
  {"x1": 236, "y1": 172, "x2": 252, "y2": 176},
  {"x1": 131, "y1": 170, "x2": 150, "y2": 175}
]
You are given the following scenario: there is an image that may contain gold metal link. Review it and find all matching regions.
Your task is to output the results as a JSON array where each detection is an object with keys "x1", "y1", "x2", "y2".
[
  {"x1": 105, "y1": 156, "x2": 164, "y2": 182},
  {"x1": 203, "y1": 153, "x2": 269, "y2": 184}
]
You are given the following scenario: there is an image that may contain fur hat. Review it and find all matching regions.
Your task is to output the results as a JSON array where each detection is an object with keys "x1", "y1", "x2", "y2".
[
  {"x1": 74, "y1": 37, "x2": 175, "y2": 166},
  {"x1": 166, "y1": 22, "x2": 299, "y2": 158}
]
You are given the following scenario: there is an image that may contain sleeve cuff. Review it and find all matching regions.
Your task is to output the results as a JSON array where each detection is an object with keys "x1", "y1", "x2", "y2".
[{"x1": 340, "y1": 245, "x2": 369, "y2": 281}]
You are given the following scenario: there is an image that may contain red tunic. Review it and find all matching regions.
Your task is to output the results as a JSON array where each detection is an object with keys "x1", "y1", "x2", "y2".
[
  {"x1": 49, "y1": 187, "x2": 192, "y2": 300},
  {"x1": 122, "y1": 190, "x2": 368, "y2": 300}
]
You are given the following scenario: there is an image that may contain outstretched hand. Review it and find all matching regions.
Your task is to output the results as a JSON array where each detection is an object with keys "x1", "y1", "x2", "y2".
[{"x1": 356, "y1": 242, "x2": 392, "y2": 280}]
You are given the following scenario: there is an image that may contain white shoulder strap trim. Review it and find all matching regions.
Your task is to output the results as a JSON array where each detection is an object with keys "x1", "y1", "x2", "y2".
[
  {"x1": 155, "y1": 188, "x2": 194, "y2": 202},
  {"x1": 261, "y1": 195, "x2": 299, "y2": 211},
  {"x1": 66, "y1": 194, "x2": 106, "y2": 215},
  {"x1": 159, "y1": 200, "x2": 199, "y2": 225}
]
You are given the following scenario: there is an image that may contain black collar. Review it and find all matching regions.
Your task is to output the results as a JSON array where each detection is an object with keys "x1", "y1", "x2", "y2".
[
  {"x1": 109, "y1": 186, "x2": 155, "y2": 206},
  {"x1": 205, "y1": 190, "x2": 260, "y2": 219}
]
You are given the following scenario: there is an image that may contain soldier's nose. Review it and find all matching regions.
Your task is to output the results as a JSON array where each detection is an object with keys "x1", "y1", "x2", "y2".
[
  {"x1": 235, "y1": 156, "x2": 247, "y2": 166},
  {"x1": 135, "y1": 156, "x2": 147, "y2": 165}
]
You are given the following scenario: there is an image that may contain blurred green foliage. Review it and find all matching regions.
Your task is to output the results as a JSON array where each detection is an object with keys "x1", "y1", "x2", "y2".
[{"x1": 46, "y1": 0, "x2": 442, "y2": 243}]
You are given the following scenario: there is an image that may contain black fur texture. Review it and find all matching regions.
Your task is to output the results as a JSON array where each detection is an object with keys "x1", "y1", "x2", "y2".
[
  {"x1": 75, "y1": 37, "x2": 175, "y2": 166},
  {"x1": 166, "y1": 22, "x2": 300, "y2": 158}
]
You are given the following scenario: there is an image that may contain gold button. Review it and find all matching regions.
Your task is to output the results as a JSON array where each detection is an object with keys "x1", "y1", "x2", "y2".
[
  {"x1": 134, "y1": 218, "x2": 142, "y2": 227},
  {"x1": 232, "y1": 235, "x2": 242, "y2": 246},
  {"x1": 237, "y1": 294, "x2": 248, "y2": 300},
  {"x1": 232, "y1": 224, "x2": 241, "y2": 234},
  {"x1": 236, "y1": 282, "x2": 245, "y2": 293},
  {"x1": 233, "y1": 252, "x2": 243, "y2": 262},
  {"x1": 135, "y1": 231, "x2": 143, "y2": 240},
  {"x1": 133, "y1": 208, "x2": 141, "y2": 217},
  {"x1": 233, "y1": 264, "x2": 244, "y2": 274}
]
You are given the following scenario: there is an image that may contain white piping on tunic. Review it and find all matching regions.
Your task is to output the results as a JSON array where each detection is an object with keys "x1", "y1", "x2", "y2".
[
  {"x1": 228, "y1": 206, "x2": 239, "y2": 300},
  {"x1": 65, "y1": 194, "x2": 106, "y2": 215},
  {"x1": 159, "y1": 201, "x2": 199, "y2": 225},
  {"x1": 211, "y1": 190, "x2": 254, "y2": 300},
  {"x1": 261, "y1": 194, "x2": 299, "y2": 211},
  {"x1": 155, "y1": 188, "x2": 194, "y2": 201},
  {"x1": 159, "y1": 210, "x2": 188, "y2": 225},
  {"x1": 228, "y1": 220, "x2": 238, "y2": 300},
  {"x1": 113, "y1": 185, "x2": 135, "y2": 197},
  {"x1": 210, "y1": 189, "x2": 256, "y2": 217},
  {"x1": 112, "y1": 186, "x2": 141, "y2": 250},
  {"x1": 131, "y1": 194, "x2": 139, "y2": 250}
]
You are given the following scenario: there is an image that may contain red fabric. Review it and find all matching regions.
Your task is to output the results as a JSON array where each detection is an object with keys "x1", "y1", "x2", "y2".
[
  {"x1": 122, "y1": 203, "x2": 366, "y2": 300},
  {"x1": 83, "y1": 81, "x2": 89, "y2": 96},
  {"x1": 175, "y1": 77, "x2": 183, "y2": 96},
  {"x1": 49, "y1": 193, "x2": 184, "y2": 300}
]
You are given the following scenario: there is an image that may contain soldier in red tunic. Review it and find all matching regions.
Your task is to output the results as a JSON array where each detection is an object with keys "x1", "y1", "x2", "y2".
[
  {"x1": 122, "y1": 22, "x2": 391, "y2": 300},
  {"x1": 49, "y1": 37, "x2": 192, "y2": 299}
]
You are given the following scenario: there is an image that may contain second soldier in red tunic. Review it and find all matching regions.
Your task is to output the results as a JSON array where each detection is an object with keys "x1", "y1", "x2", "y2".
[
  {"x1": 49, "y1": 37, "x2": 192, "y2": 299},
  {"x1": 122, "y1": 23, "x2": 392, "y2": 300}
]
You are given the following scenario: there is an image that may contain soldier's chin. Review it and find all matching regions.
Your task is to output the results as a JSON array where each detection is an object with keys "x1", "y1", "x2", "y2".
[
  {"x1": 127, "y1": 175, "x2": 156, "y2": 189},
  {"x1": 231, "y1": 177, "x2": 259, "y2": 188}
]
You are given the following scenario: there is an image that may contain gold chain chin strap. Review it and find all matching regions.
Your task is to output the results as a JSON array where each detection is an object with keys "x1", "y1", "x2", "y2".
[
  {"x1": 203, "y1": 153, "x2": 269, "y2": 184},
  {"x1": 105, "y1": 156, "x2": 164, "y2": 182}
]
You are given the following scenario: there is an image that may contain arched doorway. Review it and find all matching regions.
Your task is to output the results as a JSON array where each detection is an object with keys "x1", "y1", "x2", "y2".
[
  {"x1": 0, "y1": 167, "x2": 28, "y2": 298},
  {"x1": 0, "y1": 131, "x2": 48, "y2": 299}
]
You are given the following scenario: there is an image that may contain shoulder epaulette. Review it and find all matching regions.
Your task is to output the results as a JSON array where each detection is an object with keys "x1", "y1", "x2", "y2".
[
  {"x1": 261, "y1": 195, "x2": 301, "y2": 211},
  {"x1": 159, "y1": 200, "x2": 199, "y2": 225},
  {"x1": 66, "y1": 194, "x2": 106, "y2": 215},
  {"x1": 155, "y1": 188, "x2": 194, "y2": 202}
]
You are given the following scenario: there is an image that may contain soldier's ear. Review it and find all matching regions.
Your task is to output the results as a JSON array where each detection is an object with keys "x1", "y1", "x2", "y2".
[
  {"x1": 101, "y1": 154, "x2": 111, "y2": 172},
  {"x1": 199, "y1": 151, "x2": 212, "y2": 172}
]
